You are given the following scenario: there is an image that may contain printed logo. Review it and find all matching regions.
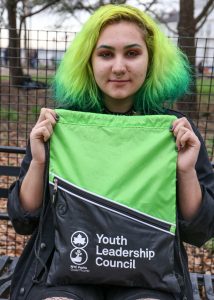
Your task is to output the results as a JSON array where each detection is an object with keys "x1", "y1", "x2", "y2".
[
  {"x1": 71, "y1": 231, "x2": 89, "y2": 248},
  {"x1": 70, "y1": 248, "x2": 88, "y2": 265},
  {"x1": 70, "y1": 231, "x2": 89, "y2": 268}
]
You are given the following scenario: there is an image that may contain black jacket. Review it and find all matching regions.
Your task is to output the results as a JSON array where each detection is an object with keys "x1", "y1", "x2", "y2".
[{"x1": 8, "y1": 110, "x2": 214, "y2": 300}]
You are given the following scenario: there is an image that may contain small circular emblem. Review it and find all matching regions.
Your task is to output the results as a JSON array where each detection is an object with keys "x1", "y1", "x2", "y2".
[
  {"x1": 71, "y1": 231, "x2": 89, "y2": 249},
  {"x1": 70, "y1": 248, "x2": 88, "y2": 265}
]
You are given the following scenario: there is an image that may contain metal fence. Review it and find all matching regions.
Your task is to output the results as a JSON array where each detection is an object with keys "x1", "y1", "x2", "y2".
[{"x1": 0, "y1": 29, "x2": 214, "y2": 277}]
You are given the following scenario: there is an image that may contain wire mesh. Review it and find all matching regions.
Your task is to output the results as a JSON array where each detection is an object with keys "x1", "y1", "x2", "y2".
[
  {"x1": 0, "y1": 150, "x2": 29, "y2": 256},
  {"x1": 173, "y1": 36, "x2": 214, "y2": 162},
  {"x1": 0, "y1": 29, "x2": 213, "y2": 273}
]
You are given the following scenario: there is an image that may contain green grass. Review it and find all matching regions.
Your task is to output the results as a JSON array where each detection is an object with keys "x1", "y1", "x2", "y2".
[
  {"x1": 0, "y1": 73, "x2": 54, "y2": 84},
  {"x1": 0, "y1": 75, "x2": 9, "y2": 81},
  {"x1": 0, "y1": 106, "x2": 41, "y2": 122},
  {"x1": 204, "y1": 238, "x2": 214, "y2": 254},
  {"x1": 206, "y1": 139, "x2": 214, "y2": 161},
  {"x1": 1, "y1": 73, "x2": 213, "y2": 94},
  {"x1": 196, "y1": 78, "x2": 214, "y2": 94},
  {"x1": 31, "y1": 74, "x2": 54, "y2": 84},
  {"x1": 0, "y1": 108, "x2": 18, "y2": 121}
]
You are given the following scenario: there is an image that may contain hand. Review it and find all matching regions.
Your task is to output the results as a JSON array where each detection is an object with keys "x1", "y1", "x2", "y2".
[
  {"x1": 172, "y1": 117, "x2": 201, "y2": 173},
  {"x1": 30, "y1": 108, "x2": 57, "y2": 164}
]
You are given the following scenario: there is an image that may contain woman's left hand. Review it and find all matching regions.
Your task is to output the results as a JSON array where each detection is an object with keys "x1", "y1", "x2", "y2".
[{"x1": 172, "y1": 117, "x2": 201, "y2": 173}]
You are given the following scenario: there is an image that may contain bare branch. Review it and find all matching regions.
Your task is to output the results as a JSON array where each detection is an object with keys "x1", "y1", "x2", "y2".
[
  {"x1": 0, "y1": 5, "x2": 5, "y2": 18},
  {"x1": 133, "y1": 0, "x2": 178, "y2": 34},
  {"x1": 195, "y1": 0, "x2": 214, "y2": 24},
  {"x1": 144, "y1": 0, "x2": 158, "y2": 12},
  {"x1": 149, "y1": 10, "x2": 178, "y2": 35},
  {"x1": 54, "y1": 1, "x2": 94, "y2": 15},
  {"x1": 22, "y1": 0, "x2": 60, "y2": 19},
  {"x1": 196, "y1": 12, "x2": 211, "y2": 32},
  {"x1": 0, "y1": 6, "x2": 5, "y2": 27},
  {"x1": 52, "y1": 0, "x2": 126, "y2": 16},
  {"x1": 19, "y1": 0, "x2": 60, "y2": 34},
  {"x1": 135, "y1": 0, "x2": 158, "y2": 12}
]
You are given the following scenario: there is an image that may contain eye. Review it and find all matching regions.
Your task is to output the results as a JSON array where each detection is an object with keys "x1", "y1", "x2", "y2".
[
  {"x1": 126, "y1": 50, "x2": 139, "y2": 57},
  {"x1": 98, "y1": 51, "x2": 113, "y2": 58}
]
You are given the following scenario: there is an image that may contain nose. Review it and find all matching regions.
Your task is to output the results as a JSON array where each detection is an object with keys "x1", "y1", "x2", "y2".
[{"x1": 112, "y1": 57, "x2": 126, "y2": 76}]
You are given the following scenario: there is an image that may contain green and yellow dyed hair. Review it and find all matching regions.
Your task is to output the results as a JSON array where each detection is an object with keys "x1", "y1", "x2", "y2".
[{"x1": 53, "y1": 4, "x2": 191, "y2": 114}]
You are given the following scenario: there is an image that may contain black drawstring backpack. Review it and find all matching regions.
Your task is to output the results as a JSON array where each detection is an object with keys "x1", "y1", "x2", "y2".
[{"x1": 43, "y1": 109, "x2": 181, "y2": 293}]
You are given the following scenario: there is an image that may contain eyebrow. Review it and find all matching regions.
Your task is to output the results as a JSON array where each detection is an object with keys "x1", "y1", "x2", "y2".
[{"x1": 96, "y1": 44, "x2": 142, "y2": 50}]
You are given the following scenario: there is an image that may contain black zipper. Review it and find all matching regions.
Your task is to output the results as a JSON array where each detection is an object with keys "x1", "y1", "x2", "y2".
[
  {"x1": 52, "y1": 177, "x2": 58, "y2": 204},
  {"x1": 51, "y1": 176, "x2": 174, "y2": 234},
  {"x1": 176, "y1": 212, "x2": 188, "y2": 299}
]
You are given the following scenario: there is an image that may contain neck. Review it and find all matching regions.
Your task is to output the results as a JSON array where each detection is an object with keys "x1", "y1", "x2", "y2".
[
  {"x1": 103, "y1": 106, "x2": 135, "y2": 116},
  {"x1": 103, "y1": 98, "x2": 134, "y2": 114}
]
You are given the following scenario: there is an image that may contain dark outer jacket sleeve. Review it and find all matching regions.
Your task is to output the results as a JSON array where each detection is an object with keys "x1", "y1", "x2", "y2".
[
  {"x1": 7, "y1": 143, "x2": 41, "y2": 235},
  {"x1": 177, "y1": 116, "x2": 214, "y2": 247}
]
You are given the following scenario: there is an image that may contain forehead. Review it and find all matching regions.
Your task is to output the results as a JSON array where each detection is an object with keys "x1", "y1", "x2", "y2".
[{"x1": 96, "y1": 21, "x2": 145, "y2": 44}]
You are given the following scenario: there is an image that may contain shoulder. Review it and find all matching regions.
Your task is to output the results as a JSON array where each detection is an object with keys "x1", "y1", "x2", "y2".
[
  {"x1": 163, "y1": 108, "x2": 189, "y2": 119},
  {"x1": 163, "y1": 108, "x2": 200, "y2": 134}
]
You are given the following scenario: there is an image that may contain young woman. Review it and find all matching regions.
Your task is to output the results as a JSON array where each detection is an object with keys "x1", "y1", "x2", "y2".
[{"x1": 8, "y1": 4, "x2": 214, "y2": 300}]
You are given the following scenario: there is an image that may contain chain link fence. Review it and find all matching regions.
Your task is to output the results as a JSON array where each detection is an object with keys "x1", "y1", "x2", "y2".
[{"x1": 0, "y1": 29, "x2": 213, "y2": 277}]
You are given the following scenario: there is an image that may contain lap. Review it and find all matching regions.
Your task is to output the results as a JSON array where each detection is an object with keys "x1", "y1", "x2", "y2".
[
  {"x1": 27, "y1": 284, "x2": 103, "y2": 300},
  {"x1": 27, "y1": 284, "x2": 175, "y2": 300},
  {"x1": 43, "y1": 298, "x2": 75, "y2": 300},
  {"x1": 105, "y1": 286, "x2": 175, "y2": 300}
]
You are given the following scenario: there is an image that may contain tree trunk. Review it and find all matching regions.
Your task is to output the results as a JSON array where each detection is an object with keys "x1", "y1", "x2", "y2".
[
  {"x1": 177, "y1": 0, "x2": 197, "y2": 119},
  {"x1": 6, "y1": 0, "x2": 26, "y2": 86}
]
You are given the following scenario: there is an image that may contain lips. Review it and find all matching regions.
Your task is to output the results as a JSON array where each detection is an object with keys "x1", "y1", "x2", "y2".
[
  {"x1": 109, "y1": 80, "x2": 130, "y2": 82},
  {"x1": 109, "y1": 79, "x2": 130, "y2": 82}
]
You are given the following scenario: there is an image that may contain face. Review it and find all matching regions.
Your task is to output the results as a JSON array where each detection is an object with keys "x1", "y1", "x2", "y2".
[{"x1": 91, "y1": 21, "x2": 149, "y2": 112}]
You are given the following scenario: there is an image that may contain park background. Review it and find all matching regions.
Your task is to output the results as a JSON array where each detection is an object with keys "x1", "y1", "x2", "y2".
[{"x1": 0, "y1": 0, "x2": 214, "y2": 298}]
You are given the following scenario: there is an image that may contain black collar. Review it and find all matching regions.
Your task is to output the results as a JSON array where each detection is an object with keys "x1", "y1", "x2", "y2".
[{"x1": 103, "y1": 106, "x2": 136, "y2": 116}]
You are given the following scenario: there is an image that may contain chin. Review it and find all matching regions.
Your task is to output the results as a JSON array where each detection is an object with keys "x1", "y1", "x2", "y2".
[{"x1": 109, "y1": 94, "x2": 132, "y2": 101}]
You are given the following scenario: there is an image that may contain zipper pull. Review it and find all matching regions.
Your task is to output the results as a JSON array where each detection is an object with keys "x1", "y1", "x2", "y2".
[{"x1": 52, "y1": 178, "x2": 58, "y2": 204}]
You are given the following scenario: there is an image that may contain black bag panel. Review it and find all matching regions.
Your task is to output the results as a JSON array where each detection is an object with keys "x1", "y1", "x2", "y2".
[{"x1": 47, "y1": 182, "x2": 180, "y2": 293}]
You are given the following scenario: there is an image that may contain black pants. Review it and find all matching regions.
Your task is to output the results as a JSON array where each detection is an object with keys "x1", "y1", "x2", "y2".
[{"x1": 27, "y1": 284, "x2": 177, "y2": 300}]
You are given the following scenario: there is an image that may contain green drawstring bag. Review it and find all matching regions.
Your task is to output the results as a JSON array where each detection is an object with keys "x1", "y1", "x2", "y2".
[{"x1": 47, "y1": 109, "x2": 180, "y2": 293}]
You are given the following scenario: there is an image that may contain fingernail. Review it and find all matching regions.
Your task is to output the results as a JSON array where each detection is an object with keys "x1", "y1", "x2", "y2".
[
  {"x1": 169, "y1": 125, "x2": 174, "y2": 132},
  {"x1": 55, "y1": 114, "x2": 60, "y2": 121}
]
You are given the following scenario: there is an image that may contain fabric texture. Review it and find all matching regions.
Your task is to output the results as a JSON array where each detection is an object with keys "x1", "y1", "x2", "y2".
[
  {"x1": 7, "y1": 109, "x2": 214, "y2": 300},
  {"x1": 43, "y1": 298, "x2": 73, "y2": 300},
  {"x1": 21, "y1": 281, "x2": 176, "y2": 300},
  {"x1": 49, "y1": 110, "x2": 177, "y2": 224},
  {"x1": 47, "y1": 110, "x2": 179, "y2": 291}
]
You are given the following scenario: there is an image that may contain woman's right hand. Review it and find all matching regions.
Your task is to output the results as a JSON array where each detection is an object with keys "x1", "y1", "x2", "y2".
[
  {"x1": 30, "y1": 108, "x2": 57, "y2": 164},
  {"x1": 20, "y1": 108, "x2": 57, "y2": 212}
]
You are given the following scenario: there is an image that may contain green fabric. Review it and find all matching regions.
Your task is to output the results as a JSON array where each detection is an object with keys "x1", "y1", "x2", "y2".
[{"x1": 49, "y1": 109, "x2": 177, "y2": 226}]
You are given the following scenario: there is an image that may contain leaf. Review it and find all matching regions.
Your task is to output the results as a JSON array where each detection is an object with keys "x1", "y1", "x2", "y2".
[{"x1": 73, "y1": 234, "x2": 86, "y2": 246}]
